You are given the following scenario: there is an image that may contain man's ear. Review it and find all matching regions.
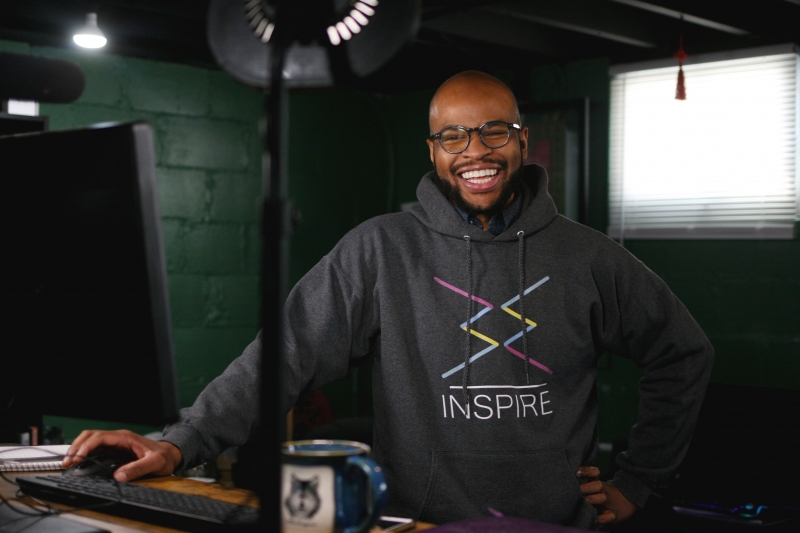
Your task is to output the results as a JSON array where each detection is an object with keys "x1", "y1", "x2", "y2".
[
  {"x1": 519, "y1": 126, "x2": 529, "y2": 160},
  {"x1": 426, "y1": 138, "x2": 435, "y2": 163}
]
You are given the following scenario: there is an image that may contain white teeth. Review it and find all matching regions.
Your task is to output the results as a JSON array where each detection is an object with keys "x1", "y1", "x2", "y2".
[{"x1": 460, "y1": 168, "x2": 498, "y2": 180}]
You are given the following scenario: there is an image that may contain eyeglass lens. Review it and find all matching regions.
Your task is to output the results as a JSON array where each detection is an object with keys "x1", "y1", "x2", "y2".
[{"x1": 439, "y1": 121, "x2": 511, "y2": 153}]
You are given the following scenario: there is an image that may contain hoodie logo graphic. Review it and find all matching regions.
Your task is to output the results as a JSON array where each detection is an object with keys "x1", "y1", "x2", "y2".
[{"x1": 434, "y1": 275, "x2": 552, "y2": 378}]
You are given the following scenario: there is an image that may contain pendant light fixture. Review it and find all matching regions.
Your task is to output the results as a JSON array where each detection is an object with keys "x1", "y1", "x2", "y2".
[{"x1": 73, "y1": 13, "x2": 107, "y2": 49}]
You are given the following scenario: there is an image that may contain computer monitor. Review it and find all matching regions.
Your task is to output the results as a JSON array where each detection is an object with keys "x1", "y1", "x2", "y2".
[
  {"x1": 0, "y1": 122, "x2": 179, "y2": 441},
  {"x1": 0, "y1": 111, "x2": 48, "y2": 136}
]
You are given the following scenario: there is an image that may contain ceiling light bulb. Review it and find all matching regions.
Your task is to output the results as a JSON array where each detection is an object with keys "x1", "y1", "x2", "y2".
[
  {"x1": 344, "y1": 16, "x2": 361, "y2": 34},
  {"x1": 350, "y1": 10, "x2": 369, "y2": 26},
  {"x1": 336, "y1": 22, "x2": 353, "y2": 41},
  {"x1": 261, "y1": 22, "x2": 275, "y2": 43},
  {"x1": 354, "y1": 2, "x2": 376, "y2": 16},
  {"x1": 327, "y1": 26, "x2": 342, "y2": 46},
  {"x1": 73, "y1": 13, "x2": 107, "y2": 49}
]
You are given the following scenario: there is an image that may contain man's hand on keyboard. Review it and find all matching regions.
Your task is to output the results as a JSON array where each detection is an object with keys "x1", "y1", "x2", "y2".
[{"x1": 63, "y1": 429, "x2": 183, "y2": 482}]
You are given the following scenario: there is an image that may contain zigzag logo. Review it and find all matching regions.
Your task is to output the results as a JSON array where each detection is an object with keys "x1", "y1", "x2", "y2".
[{"x1": 433, "y1": 275, "x2": 552, "y2": 379}]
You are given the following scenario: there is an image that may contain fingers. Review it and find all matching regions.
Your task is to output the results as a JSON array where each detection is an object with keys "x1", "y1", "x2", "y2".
[
  {"x1": 580, "y1": 480, "x2": 607, "y2": 506},
  {"x1": 63, "y1": 430, "x2": 107, "y2": 467},
  {"x1": 63, "y1": 429, "x2": 154, "y2": 466},
  {"x1": 601, "y1": 482, "x2": 638, "y2": 523},
  {"x1": 114, "y1": 453, "x2": 162, "y2": 482},
  {"x1": 577, "y1": 468, "x2": 606, "y2": 510},
  {"x1": 596, "y1": 508, "x2": 617, "y2": 525},
  {"x1": 64, "y1": 429, "x2": 136, "y2": 468},
  {"x1": 62, "y1": 431, "x2": 183, "y2": 482},
  {"x1": 579, "y1": 480, "x2": 604, "y2": 496},
  {"x1": 116, "y1": 441, "x2": 182, "y2": 481},
  {"x1": 583, "y1": 493, "x2": 608, "y2": 506},
  {"x1": 576, "y1": 466, "x2": 600, "y2": 481}
]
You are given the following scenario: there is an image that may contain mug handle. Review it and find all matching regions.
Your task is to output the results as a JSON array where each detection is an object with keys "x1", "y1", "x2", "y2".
[{"x1": 343, "y1": 456, "x2": 388, "y2": 533}]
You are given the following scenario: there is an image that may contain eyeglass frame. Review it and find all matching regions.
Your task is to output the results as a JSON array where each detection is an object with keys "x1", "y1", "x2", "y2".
[{"x1": 429, "y1": 120, "x2": 522, "y2": 154}]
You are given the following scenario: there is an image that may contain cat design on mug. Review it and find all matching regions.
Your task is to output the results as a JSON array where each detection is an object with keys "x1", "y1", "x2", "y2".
[{"x1": 285, "y1": 474, "x2": 322, "y2": 519}]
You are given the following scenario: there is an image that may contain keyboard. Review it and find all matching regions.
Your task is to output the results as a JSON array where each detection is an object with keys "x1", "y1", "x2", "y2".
[
  {"x1": 17, "y1": 475, "x2": 259, "y2": 531},
  {"x1": 672, "y1": 500, "x2": 789, "y2": 526}
]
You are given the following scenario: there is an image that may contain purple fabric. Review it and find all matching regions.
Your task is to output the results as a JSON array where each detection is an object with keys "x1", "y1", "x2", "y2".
[{"x1": 424, "y1": 516, "x2": 590, "y2": 532}]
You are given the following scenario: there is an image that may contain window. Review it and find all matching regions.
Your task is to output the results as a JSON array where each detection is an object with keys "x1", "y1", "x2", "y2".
[
  {"x1": 6, "y1": 99, "x2": 39, "y2": 116},
  {"x1": 609, "y1": 44, "x2": 799, "y2": 240}
]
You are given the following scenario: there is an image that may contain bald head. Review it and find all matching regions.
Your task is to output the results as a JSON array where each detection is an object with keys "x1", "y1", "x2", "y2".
[
  {"x1": 429, "y1": 71, "x2": 520, "y2": 134},
  {"x1": 425, "y1": 70, "x2": 529, "y2": 230}
]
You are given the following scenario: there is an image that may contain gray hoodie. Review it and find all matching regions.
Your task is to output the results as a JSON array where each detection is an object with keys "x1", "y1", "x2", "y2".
[{"x1": 163, "y1": 165, "x2": 714, "y2": 528}]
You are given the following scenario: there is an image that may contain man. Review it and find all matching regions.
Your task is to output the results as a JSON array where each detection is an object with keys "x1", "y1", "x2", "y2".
[{"x1": 65, "y1": 71, "x2": 713, "y2": 528}]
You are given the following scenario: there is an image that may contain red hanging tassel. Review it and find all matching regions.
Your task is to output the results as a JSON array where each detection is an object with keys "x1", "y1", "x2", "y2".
[
  {"x1": 674, "y1": 35, "x2": 688, "y2": 100},
  {"x1": 676, "y1": 67, "x2": 686, "y2": 100}
]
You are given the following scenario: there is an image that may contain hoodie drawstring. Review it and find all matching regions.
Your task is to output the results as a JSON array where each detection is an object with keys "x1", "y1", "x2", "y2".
[
  {"x1": 462, "y1": 235, "x2": 472, "y2": 404},
  {"x1": 461, "y1": 231, "x2": 530, "y2": 398},
  {"x1": 517, "y1": 230, "x2": 529, "y2": 385}
]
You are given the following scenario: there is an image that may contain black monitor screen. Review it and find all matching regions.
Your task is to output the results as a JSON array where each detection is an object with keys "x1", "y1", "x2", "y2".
[{"x1": 0, "y1": 122, "x2": 179, "y2": 428}]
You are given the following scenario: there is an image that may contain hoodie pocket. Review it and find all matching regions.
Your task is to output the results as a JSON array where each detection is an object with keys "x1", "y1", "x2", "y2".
[{"x1": 417, "y1": 449, "x2": 594, "y2": 526}]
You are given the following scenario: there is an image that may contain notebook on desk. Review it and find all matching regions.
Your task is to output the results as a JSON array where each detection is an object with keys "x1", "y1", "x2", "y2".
[{"x1": 0, "y1": 445, "x2": 68, "y2": 472}]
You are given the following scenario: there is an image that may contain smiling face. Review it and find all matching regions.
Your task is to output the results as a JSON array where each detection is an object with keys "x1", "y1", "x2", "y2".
[{"x1": 426, "y1": 72, "x2": 528, "y2": 228}]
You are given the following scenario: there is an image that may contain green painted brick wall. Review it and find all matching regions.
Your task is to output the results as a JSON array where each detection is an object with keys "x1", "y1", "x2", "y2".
[{"x1": 0, "y1": 40, "x2": 264, "y2": 440}]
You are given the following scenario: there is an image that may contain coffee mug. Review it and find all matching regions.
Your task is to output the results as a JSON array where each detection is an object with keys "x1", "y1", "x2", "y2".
[{"x1": 281, "y1": 439, "x2": 388, "y2": 533}]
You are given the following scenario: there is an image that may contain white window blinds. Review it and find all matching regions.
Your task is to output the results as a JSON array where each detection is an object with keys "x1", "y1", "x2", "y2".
[{"x1": 609, "y1": 45, "x2": 799, "y2": 240}]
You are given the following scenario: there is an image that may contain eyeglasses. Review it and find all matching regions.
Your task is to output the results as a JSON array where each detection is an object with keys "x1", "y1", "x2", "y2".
[{"x1": 429, "y1": 121, "x2": 522, "y2": 154}]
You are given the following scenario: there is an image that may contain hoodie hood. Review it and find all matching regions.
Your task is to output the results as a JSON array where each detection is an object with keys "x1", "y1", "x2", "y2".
[{"x1": 410, "y1": 164, "x2": 558, "y2": 242}]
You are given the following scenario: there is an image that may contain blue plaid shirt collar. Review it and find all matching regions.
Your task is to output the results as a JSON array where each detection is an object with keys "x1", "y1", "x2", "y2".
[{"x1": 453, "y1": 192, "x2": 522, "y2": 236}]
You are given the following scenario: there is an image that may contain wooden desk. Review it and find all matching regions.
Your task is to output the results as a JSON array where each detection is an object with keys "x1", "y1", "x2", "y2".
[{"x1": 1, "y1": 471, "x2": 434, "y2": 532}]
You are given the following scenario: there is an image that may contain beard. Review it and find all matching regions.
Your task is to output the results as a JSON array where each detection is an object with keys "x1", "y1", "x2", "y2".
[{"x1": 432, "y1": 158, "x2": 524, "y2": 219}]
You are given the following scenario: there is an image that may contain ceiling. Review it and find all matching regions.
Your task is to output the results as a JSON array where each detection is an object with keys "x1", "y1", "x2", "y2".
[{"x1": 1, "y1": 0, "x2": 799, "y2": 92}]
